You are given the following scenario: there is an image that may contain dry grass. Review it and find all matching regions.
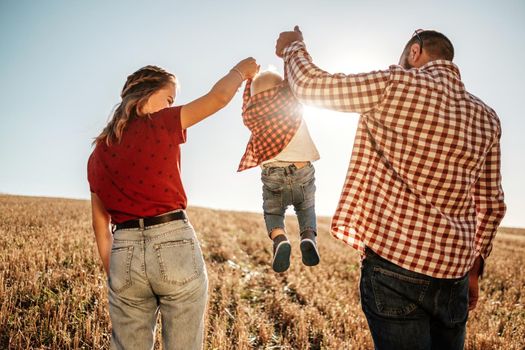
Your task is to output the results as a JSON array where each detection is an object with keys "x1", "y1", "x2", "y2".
[{"x1": 1, "y1": 194, "x2": 523, "y2": 349}]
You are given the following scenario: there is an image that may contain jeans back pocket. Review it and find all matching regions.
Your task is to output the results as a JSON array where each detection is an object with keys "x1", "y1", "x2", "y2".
[
  {"x1": 298, "y1": 176, "x2": 316, "y2": 209},
  {"x1": 109, "y1": 246, "x2": 134, "y2": 293},
  {"x1": 371, "y1": 266, "x2": 430, "y2": 317},
  {"x1": 261, "y1": 176, "x2": 284, "y2": 193},
  {"x1": 261, "y1": 176, "x2": 285, "y2": 213},
  {"x1": 154, "y1": 239, "x2": 202, "y2": 285}
]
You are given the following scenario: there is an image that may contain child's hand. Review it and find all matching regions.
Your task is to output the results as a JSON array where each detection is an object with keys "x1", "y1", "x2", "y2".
[
  {"x1": 276, "y1": 25, "x2": 303, "y2": 58},
  {"x1": 233, "y1": 58, "x2": 260, "y2": 80}
]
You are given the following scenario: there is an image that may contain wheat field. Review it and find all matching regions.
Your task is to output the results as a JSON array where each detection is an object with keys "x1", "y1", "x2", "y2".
[{"x1": 0, "y1": 194, "x2": 523, "y2": 349}]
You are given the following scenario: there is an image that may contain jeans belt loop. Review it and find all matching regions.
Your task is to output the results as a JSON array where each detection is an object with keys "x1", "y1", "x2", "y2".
[{"x1": 139, "y1": 218, "x2": 144, "y2": 230}]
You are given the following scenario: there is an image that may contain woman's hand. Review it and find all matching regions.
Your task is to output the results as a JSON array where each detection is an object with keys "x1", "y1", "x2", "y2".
[
  {"x1": 232, "y1": 57, "x2": 260, "y2": 80},
  {"x1": 181, "y1": 57, "x2": 259, "y2": 129}
]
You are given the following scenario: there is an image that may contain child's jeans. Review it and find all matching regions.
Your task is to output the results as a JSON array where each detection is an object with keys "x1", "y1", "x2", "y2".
[{"x1": 261, "y1": 162, "x2": 317, "y2": 236}]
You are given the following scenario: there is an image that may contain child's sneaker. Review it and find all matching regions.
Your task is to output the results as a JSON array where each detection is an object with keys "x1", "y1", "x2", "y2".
[
  {"x1": 300, "y1": 230, "x2": 320, "y2": 266},
  {"x1": 272, "y1": 235, "x2": 291, "y2": 273}
]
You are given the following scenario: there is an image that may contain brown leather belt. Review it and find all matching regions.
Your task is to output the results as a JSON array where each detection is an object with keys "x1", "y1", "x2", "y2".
[{"x1": 115, "y1": 210, "x2": 186, "y2": 230}]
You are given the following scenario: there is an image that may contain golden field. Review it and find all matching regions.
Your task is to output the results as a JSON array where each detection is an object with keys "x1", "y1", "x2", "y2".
[{"x1": 0, "y1": 194, "x2": 524, "y2": 349}]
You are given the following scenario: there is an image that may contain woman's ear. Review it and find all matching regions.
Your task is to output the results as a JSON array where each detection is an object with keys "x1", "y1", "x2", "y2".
[{"x1": 136, "y1": 97, "x2": 148, "y2": 116}]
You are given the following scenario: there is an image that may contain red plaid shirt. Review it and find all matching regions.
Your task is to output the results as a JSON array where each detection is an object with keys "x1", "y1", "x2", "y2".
[
  {"x1": 238, "y1": 80, "x2": 302, "y2": 171},
  {"x1": 283, "y1": 41, "x2": 506, "y2": 278}
]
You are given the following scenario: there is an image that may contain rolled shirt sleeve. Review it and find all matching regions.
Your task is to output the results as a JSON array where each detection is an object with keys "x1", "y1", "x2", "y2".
[{"x1": 282, "y1": 41, "x2": 391, "y2": 114}]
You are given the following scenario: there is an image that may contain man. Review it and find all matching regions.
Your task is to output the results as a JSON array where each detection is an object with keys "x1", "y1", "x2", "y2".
[{"x1": 276, "y1": 27, "x2": 506, "y2": 349}]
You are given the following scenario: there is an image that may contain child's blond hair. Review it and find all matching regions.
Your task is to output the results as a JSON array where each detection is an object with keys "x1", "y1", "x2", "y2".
[{"x1": 251, "y1": 71, "x2": 283, "y2": 96}]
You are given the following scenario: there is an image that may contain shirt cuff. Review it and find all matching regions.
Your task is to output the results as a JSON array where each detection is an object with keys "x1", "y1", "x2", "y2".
[{"x1": 282, "y1": 40, "x2": 306, "y2": 61}]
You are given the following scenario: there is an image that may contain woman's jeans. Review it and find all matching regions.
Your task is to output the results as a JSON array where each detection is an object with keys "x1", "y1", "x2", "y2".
[
  {"x1": 261, "y1": 163, "x2": 317, "y2": 236},
  {"x1": 360, "y1": 248, "x2": 469, "y2": 350},
  {"x1": 108, "y1": 217, "x2": 208, "y2": 350}
]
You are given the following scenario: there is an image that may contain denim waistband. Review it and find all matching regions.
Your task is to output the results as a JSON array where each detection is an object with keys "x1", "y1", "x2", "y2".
[
  {"x1": 364, "y1": 247, "x2": 468, "y2": 282},
  {"x1": 112, "y1": 213, "x2": 192, "y2": 241},
  {"x1": 261, "y1": 162, "x2": 313, "y2": 176},
  {"x1": 364, "y1": 247, "x2": 433, "y2": 281}
]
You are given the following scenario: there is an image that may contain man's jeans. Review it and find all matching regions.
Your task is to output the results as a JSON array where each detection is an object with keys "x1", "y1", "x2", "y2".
[
  {"x1": 360, "y1": 248, "x2": 469, "y2": 350},
  {"x1": 108, "y1": 217, "x2": 208, "y2": 350},
  {"x1": 261, "y1": 163, "x2": 317, "y2": 235}
]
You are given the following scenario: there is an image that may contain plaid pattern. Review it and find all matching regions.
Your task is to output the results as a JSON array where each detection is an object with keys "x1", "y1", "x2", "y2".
[
  {"x1": 283, "y1": 41, "x2": 506, "y2": 278},
  {"x1": 238, "y1": 80, "x2": 302, "y2": 171}
]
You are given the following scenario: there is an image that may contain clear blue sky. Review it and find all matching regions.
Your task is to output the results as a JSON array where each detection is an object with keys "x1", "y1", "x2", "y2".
[{"x1": 1, "y1": 0, "x2": 524, "y2": 227}]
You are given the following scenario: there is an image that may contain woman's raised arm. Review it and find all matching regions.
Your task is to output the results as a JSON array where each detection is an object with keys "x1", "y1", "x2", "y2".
[{"x1": 180, "y1": 57, "x2": 259, "y2": 129}]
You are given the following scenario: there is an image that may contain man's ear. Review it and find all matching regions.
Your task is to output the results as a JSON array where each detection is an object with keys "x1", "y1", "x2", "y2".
[
  {"x1": 411, "y1": 43, "x2": 421, "y2": 61},
  {"x1": 409, "y1": 43, "x2": 423, "y2": 66}
]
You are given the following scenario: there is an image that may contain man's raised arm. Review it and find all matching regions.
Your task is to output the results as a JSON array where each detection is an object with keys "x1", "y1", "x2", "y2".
[{"x1": 276, "y1": 26, "x2": 391, "y2": 114}]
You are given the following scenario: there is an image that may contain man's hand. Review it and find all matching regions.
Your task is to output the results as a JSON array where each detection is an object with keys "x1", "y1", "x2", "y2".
[
  {"x1": 468, "y1": 256, "x2": 483, "y2": 310},
  {"x1": 275, "y1": 25, "x2": 304, "y2": 58}
]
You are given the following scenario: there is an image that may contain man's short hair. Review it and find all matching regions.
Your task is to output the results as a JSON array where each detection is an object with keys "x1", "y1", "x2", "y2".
[{"x1": 404, "y1": 30, "x2": 455, "y2": 61}]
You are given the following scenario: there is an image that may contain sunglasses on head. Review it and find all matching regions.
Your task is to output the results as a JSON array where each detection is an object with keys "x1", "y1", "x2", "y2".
[{"x1": 412, "y1": 29, "x2": 424, "y2": 54}]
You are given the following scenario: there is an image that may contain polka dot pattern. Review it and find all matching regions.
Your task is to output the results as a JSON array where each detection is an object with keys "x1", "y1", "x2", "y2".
[{"x1": 87, "y1": 106, "x2": 187, "y2": 224}]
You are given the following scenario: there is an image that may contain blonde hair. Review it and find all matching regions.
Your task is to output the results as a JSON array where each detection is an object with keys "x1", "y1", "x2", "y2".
[
  {"x1": 251, "y1": 71, "x2": 283, "y2": 96},
  {"x1": 94, "y1": 65, "x2": 176, "y2": 146}
]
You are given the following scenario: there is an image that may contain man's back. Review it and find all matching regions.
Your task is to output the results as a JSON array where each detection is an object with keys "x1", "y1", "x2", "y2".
[
  {"x1": 281, "y1": 40, "x2": 506, "y2": 278},
  {"x1": 368, "y1": 61, "x2": 500, "y2": 224},
  {"x1": 339, "y1": 60, "x2": 503, "y2": 277}
]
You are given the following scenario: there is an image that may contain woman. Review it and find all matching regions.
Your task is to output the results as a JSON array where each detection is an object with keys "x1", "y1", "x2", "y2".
[{"x1": 87, "y1": 58, "x2": 259, "y2": 349}]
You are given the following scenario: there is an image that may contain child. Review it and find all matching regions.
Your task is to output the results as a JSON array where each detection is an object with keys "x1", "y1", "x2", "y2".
[{"x1": 238, "y1": 70, "x2": 321, "y2": 273}]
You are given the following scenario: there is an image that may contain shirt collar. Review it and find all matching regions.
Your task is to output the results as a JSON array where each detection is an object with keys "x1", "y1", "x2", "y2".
[{"x1": 419, "y1": 59, "x2": 461, "y2": 80}]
